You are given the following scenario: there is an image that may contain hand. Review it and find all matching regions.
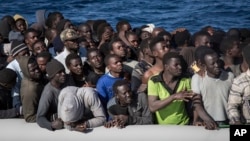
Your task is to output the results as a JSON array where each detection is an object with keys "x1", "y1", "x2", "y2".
[
  {"x1": 203, "y1": 120, "x2": 218, "y2": 130},
  {"x1": 113, "y1": 115, "x2": 129, "y2": 128},
  {"x1": 73, "y1": 122, "x2": 88, "y2": 132},
  {"x1": 173, "y1": 91, "x2": 194, "y2": 102},
  {"x1": 51, "y1": 118, "x2": 64, "y2": 130},
  {"x1": 104, "y1": 120, "x2": 117, "y2": 128}
]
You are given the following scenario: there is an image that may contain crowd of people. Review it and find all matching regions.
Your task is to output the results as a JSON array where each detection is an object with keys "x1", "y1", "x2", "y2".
[{"x1": 1, "y1": 9, "x2": 250, "y2": 132}]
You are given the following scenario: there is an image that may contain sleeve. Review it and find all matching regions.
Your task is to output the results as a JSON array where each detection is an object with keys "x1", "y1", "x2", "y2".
[
  {"x1": 131, "y1": 68, "x2": 142, "y2": 92},
  {"x1": 84, "y1": 88, "x2": 106, "y2": 128},
  {"x1": 147, "y1": 79, "x2": 158, "y2": 97},
  {"x1": 96, "y1": 78, "x2": 109, "y2": 107},
  {"x1": 128, "y1": 92, "x2": 153, "y2": 125},
  {"x1": 227, "y1": 79, "x2": 244, "y2": 123},
  {"x1": 191, "y1": 74, "x2": 201, "y2": 94},
  {"x1": 36, "y1": 89, "x2": 54, "y2": 131}
]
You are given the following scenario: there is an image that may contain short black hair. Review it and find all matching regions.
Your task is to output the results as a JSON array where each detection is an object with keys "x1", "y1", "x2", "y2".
[
  {"x1": 36, "y1": 51, "x2": 52, "y2": 61},
  {"x1": 219, "y1": 36, "x2": 239, "y2": 54},
  {"x1": 192, "y1": 31, "x2": 211, "y2": 46},
  {"x1": 108, "y1": 38, "x2": 123, "y2": 52},
  {"x1": 104, "y1": 54, "x2": 119, "y2": 66},
  {"x1": 112, "y1": 79, "x2": 130, "y2": 95},
  {"x1": 199, "y1": 48, "x2": 216, "y2": 64},
  {"x1": 65, "y1": 53, "x2": 81, "y2": 67},
  {"x1": 31, "y1": 40, "x2": 46, "y2": 50},
  {"x1": 87, "y1": 48, "x2": 102, "y2": 59},
  {"x1": 24, "y1": 28, "x2": 38, "y2": 39},
  {"x1": 149, "y1": 36, "x2": 165, "y2": 51},
  {"x1": 174, "y1": 30, "x2": 191, "y2": 47},
  {"x1": 162, "y1": 52, "x2": 181, "y2": 65},
  {"x1": 116, "y1": 20, "x2": 130, "y2": 32},
  {"x1": 97, "y1": 22, "x2": 111, "y2": 41},
  {"x1": 85, "y1": 72, "x2": 101, "y2": 86},
  {"x1": 45, "y1": 11, "x2": 64, "y2": 28},
  {"x1": 139, "y1": 38, "x2": 151, "y2": 53}
]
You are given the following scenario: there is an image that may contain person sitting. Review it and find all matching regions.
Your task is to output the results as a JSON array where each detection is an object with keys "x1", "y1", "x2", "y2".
[
  {"x1": 58, "y1": 86, "x2": 106, "y2": 132},
  {"x1": 104, "y1": 80, "x2": 153, "y2": 128}
]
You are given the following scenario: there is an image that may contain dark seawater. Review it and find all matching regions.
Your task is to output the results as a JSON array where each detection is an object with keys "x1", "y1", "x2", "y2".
[{"x1": 1, "y1": 0, "x2": 250, "y2": 33}]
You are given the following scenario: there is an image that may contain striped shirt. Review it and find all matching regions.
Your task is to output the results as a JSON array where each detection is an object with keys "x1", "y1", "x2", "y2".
[{"x1": 227, "y1": 69, "x2": 250, "y2": 124}]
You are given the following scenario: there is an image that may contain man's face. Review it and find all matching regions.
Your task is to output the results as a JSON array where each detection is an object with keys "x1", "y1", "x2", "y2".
[
  {"x1": 53, "y1": 70, "x2": 66, "y2": 84},
  {"x1": 88, "y1": 51, "x2": 103, "y2": 69},
  {"x1": 127, "y1": 34, "x2": 139, "y2": 48},
  {"x1": 15, "y1": 19, "x2": 26, "y2": 32},
  {"x1": 33, "y1": 41, "x2": 46, "y2": 55},
  {"x1": 196, "y1": 35, "x2": 211, "y2": 47},
  {"x1": 111, "y1": 41, "x2": 126, "y2": 58},
  {"x1": 28, "y1": 61, "x2": 42, "y2": 81},
  {"x1": 68, "y1": 58, "x2": 83, "y2": 75},
  {"x1": 204, "y1": 53, "x2": 221, "y2": 77},
  {"x1": 65, "y1": 39, "x2": 79, "y2": 51},
  {"x1": 165, "y1": 58, "x2": 182, "y2": 77},
  {"x1": 79, "y1": 25, "x2": 92, "y2": 39},
  {"x1": 36, "y1": 57, "x2": 49, "y2": 73},
  {"x1": 153, "y1": 41, "x2": 170, "y2": 59},
  {"x1": 25, "y1": 32, "x2": 38, "y2": 48},
  {"x1": 116, "y1": 84, "x2": 132, "y2": 106},
  {"x1": 107, "y1": 56, "x2": 123, "y2": 73}
]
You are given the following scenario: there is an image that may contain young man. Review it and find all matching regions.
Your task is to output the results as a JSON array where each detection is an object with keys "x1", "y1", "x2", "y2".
[
  {"x1": 0, "y1": 68, "x2": 19, "y2": 118},
  {"x1": 227, "y1": 45, "x2": 250, "y2": 125},
  {"x1": 36, "y1": 59, "x2": 67, "y2": 131},
  {"x1": 86, "y1": 48, "x2": 105, "y2": 76},
  {"x1": 58, "y1": 86, "x2": 106, "y2": 132},
  {"x1": 96, "y1": 54, "x2": 127, "y2": 119},
  {"x1": 19, "y1": 56, "x2": 44, "y2": 122},
  {"x1": 104, "y1": 80, "x2": 153, "y2": 128},
  {"x1": 192, "y1": 48, "x2": 234, "y2": 126},
  {"x1": 148, "y1": 52, "x2": 217, "y2": 129}
]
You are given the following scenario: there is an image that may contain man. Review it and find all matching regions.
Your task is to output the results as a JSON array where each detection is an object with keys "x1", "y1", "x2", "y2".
[
  {"x1": 58, "y1": 86, "x2": 106, "y2": 132},
  {"x1": 227, "y1": 45, "x2": 250, "y2": 125},
  {"x1": 55, "y1": 28, "x2": 82, "y2": 74},
  {"x1": 104, "y1": 80, "x2": 153, "y2": 128},
  {"x1": 36, "y1": 59, "x2": 67, "y2": 131},
  {"x1": 86, "y1": 48, "x2": 105, "y2": 76},
  {"x1": 96, "y1": 54, "x2": 127, "y2": 119},
  {"x1": 192, "y1": 48, "x2": 234, "y2": 125},
  {"x1": 148, "y1": 52, "x2": 217, "y2": 129},
  {"x1": 0, "y1": 68, "x2": 19, "y2": 118}
]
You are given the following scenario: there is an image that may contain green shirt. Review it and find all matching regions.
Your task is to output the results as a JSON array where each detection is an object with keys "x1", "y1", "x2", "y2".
[{"x1": 148, "y1": 72, "x2": 191, "y2": 125}]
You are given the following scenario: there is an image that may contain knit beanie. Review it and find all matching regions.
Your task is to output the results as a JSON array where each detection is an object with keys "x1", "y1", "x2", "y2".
[
  {"x1": 46, "y1": 59, "x2": 65, "y2": 79},
  {"x1": 0, "y1": 68, "x2": 17, "y2": 84},
  {"x1": 11, "y1": 40, "x2": 28, "y2": 56},
  {"x1": 60, "y1": 87, "x2": 84, "y2": 122}
]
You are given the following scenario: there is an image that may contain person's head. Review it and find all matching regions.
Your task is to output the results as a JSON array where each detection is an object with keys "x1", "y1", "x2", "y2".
[
  {"x1": 45, "y1": 28, "x2": 58, "y2": 45},
  {"x1": 59, "y1": 86, "x2": 84, "y2": 127},
  {"x1": 84, "y1": 72, "x2": 101, "y2": 88},
  {"x1": 193, "y1": 31, "x2": 211, "y2": 48},
  {"x1": 65, "y1": 53, "x2": 83, "y2": 76},
  {"x1": 31, "y1": 40, "x2": 47, "y2": 56},
  {"x1": 27, "y1": 57, "x2": 42, "y2": 81},
  {"x1": 97, "y1": 23, "x2": 113, "y2": 42},
  {"x1": 219, "y1": 36, "x2": 241, "y2": 57},
  {"x1": 226, "y1": 28, "x2": 241, "y2": 39},
  {"x1": 149, "y1": 36, "x2": 170, "y2": 59},
  {"x1": 194, "y1": 46, "x2": 214, "y2": 68},
  {"x1": 140, "y1": 24, "x2": 155, "y2": 40},
  {"x1": 104, "y1": 54, "x2": 123, "y2": 74},
  {"x1": 200, "y1": 49, "x2": 221, "y2": 78},
  {"x1": 0, "y1": 68, "x2": 17, "y2": 90},
  {"x1": 60, "y1": 28, "x2": 80, "y2": 51},
  {"x1": 163, "y1": 52, "x2": 183, "y2": 77},
  {"x1": 109, "y1": 38, "x2": 126, "y2": 58},
  {"x1": 116, "y1": 20, "x2": 132, "y2": 33},
  {"x1": 201, "y1": 25, "x2": 214, "y2": 36},
  {"x1": 46, "y1": 59, "x2": 66, "y2": 84},
  {"x1": 77, "y1": 23, "x2": 92, "y2": 40},
  {"x1": 113, "y1": 79, "x2": 132, "y2": 106},
  {"x1": 125, "y1": 31, "x2": 139, "y2": 48},
  {"x1": 87, "y1": 48, "x2": 104, "y2": 69},
  {"x1": 11, "y1": 39, "x2": 29, "y2": 57},
  {"x1": 56, "y1": 19, "x2": 74, "y2": 34},
  {"x1": 157, "y1": 31, "x2": 172, "y2": 48},
  {"x1": 24, "y1": 28, "x2": 39, "y2": 49},
  {"x1": 15, "y1": 18, "x2": 27, "y2": 33},
  {"x1": 45, "y1": 11, "x2": 64, "y2": 29},
  {"x1": 139, "y1": 38, "x2": 153, "y2": 59},
  {"x1": 174, "y1": 29, "x2": 191, "y2": 47},
  {"x1": 152, "y1": 27, "x2": 166, "y2": 37},
  {"x1": 36, "y1": 51, "x2": 52, "y2": 73}
]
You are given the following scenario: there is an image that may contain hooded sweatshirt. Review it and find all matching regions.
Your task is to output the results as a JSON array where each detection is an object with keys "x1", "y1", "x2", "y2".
[
  {"x1": 19, "y1": 56, "x2": 44, "y2": 122},
  {"x1": 58, "y1": 86, "x2": 106, "y2": 129}
]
